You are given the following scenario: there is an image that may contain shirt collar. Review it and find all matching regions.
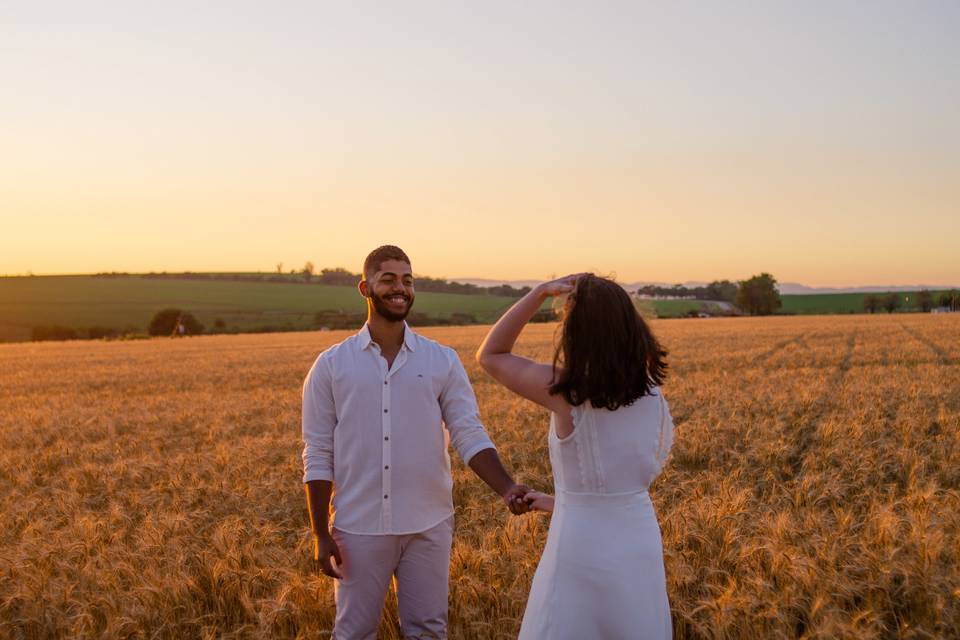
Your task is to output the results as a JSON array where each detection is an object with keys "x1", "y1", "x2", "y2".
[
  {"x1": 358, "y1": 321, "x2": 417, "y2": 352},
  {"x1": 403, "y1": 322, "x2": 418, "y2": 351}
]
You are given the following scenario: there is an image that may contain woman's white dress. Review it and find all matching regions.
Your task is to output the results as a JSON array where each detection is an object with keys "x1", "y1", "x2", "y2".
[{"x1": 518, "y1": 387, "x2": 675, "y2": 640}]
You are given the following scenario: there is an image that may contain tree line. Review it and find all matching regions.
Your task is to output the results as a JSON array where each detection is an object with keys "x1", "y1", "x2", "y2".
[
  {"x1": 636, "y1": 280, "x2": 739, "y2": 303},
  {"x1": 126, "y1": 266, "x2": 534, "y2": 297},
  {"x1": 301, "y1": 266, "x2": 533, "y2": 297},
  {"x1": 862, "y1": 289, "x2": 960, "y2": 314},
  {"x1": 95, "y1": 267, "x2": 778, "y2": 312}
]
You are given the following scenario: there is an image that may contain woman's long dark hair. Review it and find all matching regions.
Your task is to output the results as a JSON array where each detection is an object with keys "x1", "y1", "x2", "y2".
[{"x1": 549, "y1": 274, "x2": 667, "y2": 410}]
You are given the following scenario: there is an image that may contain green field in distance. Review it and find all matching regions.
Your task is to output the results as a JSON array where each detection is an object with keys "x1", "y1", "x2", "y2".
[
  {"x1": 0, "y1": 275, "x2": 519, "y2": 342},
  {"x1": 652, "y1": 291, "x2": 935, "y2": 317},
  {"x1": 0, "y1": 275, "x2": 946, "y2": 342}
]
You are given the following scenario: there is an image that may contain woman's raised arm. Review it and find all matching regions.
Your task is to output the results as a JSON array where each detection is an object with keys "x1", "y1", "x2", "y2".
[{"x1": 475, "y1": 275, "x2": 580, "y2": 410}]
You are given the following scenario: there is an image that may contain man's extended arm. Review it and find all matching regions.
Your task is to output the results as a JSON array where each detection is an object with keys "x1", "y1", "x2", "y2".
[
  {"x1": 467, "y1": 448, "x2": 531, "y2": 515},
  {"x1": 440, "y1": 352, "x2": 530, "y2": 514}
]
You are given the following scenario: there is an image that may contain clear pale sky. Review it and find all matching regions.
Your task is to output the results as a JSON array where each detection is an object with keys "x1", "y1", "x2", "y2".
[{"x1": 2, "y1": 1, "x2": 958, "y2": 286}]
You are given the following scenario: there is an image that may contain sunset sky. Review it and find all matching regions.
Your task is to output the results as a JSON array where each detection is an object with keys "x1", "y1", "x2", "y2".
[{"x1": 2, "y1": 2, "x2": 958, "y2": 286}]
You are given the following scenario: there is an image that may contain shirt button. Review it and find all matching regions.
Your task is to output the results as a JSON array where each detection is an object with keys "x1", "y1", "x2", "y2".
[
  {"x1": 384, "y1": 436, "x2": 389, "y2": 441},
  {"x1": 384, "y1": 409, "x2": 388, "y2": 413},
  {"x1": 384, "y1": 465, "x2": 389, "y2": 470},
  {"x1": 384, "y1": 495, "x2": 389, "y2": 499}
]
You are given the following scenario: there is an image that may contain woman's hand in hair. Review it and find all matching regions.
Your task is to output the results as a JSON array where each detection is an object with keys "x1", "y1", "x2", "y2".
[{"x1": 536, "y1": 274, "x2": 584, "y2": 298}]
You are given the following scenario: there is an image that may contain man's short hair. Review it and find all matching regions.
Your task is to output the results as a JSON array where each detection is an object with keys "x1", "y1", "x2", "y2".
[{"x1": 363, "y1": 245, "x2": 412, "y2": 280}]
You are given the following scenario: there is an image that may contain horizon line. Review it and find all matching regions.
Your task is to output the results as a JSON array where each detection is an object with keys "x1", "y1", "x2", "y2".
[{"x1": 1, "y1": 270, "x2": 958, "y2": 292}]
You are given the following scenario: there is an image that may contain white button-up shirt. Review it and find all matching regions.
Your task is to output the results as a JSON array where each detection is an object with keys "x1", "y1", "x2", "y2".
[{"x1": 302, "y1": 322, "x2": 496, "y2": 535}]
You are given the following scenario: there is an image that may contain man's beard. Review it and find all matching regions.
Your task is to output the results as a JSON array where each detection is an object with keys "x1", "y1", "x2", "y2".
[{"x1": 370, "y1": 291, "x2": 414, "y2": 322}]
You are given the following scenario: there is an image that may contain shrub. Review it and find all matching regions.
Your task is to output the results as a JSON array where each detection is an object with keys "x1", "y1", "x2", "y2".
[
  {"x1": 31, "y1": 325, "x2": 79, "y2": 341},
  {"x1": 148, "y1": 308, "x2": 205, "y2": 336},
  {"x1": 313, "y1": 311, "x2": 365, "y2": 330},
  {"x1": 883, "y1": 293, "x2": 901, "y2": 314},
  {"x1": 87, "y1": 326, "x2": 119, "y2": 339},
  {"x1": 530, "y1": 309, "x2": 557, "y2": 323}
]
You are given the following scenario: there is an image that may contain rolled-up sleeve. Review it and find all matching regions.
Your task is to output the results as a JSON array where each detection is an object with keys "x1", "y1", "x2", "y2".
[
  {"x1": 439, "y1": 350, "x2": 495, "y2": 464},
  {"x1": 302, "y1": 354, "x2": 336, "y2": 483}
]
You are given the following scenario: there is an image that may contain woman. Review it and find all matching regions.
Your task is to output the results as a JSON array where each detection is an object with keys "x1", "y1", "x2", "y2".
[{"x1": 476, "y1": 273, "x2": 674, "y2": 639}]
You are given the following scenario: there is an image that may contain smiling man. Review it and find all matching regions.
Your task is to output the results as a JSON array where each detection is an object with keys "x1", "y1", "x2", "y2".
[{"x1": 302, "y1": 245, "x2": 530, "y2": 640}]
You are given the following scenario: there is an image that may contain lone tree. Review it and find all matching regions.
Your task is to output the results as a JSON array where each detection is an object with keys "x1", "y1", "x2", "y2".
[
  {"x1": 882, "y1": 293, "x2": 901, "y2": 314},
  {"x1": 863, "y1": 294, "x2": 880, "y2": 314},
  {"x1": 736, "y1": 273, "x2": 782, "y2": 316},
  {"x1": 302, "y1": 261, "x2": 315, "y2": 282},
  {"x1": 917, "y1": 289, "x2": 933, "y2": 312},
  {"x1": 149, "y1": 308, "x2": 204, "y2": 336}
]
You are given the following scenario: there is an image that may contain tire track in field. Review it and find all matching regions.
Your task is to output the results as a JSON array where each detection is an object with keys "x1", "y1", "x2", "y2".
[
  {"x1": 754, "y1": 334, "x2": 803, "y2": 365},
  {"x1": 753, "y1": 330, "x2": 821, "y2": 370},
  {"x1": 898, "y1": 323, "x2": 952, "y2": 365},
  {"x1": 877, "y1": 339, "x2": 891, "y2": 368},
  {"x1": 781, "y1": 329, "x2": 858, "y2": 481}
]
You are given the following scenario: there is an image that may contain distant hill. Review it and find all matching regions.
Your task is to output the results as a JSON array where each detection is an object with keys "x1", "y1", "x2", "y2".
[
  {"x1": 453, "y1": 277, "x2": 960, "y2": 295},
  {"x1": 775, "y1": 282, "x2": 959, "y2": 295}
]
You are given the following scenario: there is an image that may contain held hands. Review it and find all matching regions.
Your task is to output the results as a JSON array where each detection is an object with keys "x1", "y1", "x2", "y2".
[
  {"x1": 502, "y1": 483, "x2": 533, "y2": 515},
  {"x1": 521, "y1": 490, "x2": 555, "y2": 513},
  {"x1": 502, "y1": 483, "x2": 555, "y2": 515}
]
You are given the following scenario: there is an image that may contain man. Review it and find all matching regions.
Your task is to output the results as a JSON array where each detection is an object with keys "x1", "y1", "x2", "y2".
[{"x1": 302, "y1": 245, "x2": 530, "y2": 639}]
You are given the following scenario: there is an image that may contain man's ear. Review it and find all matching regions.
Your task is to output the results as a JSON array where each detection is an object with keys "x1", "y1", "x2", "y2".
[{"x1": 358, "y1": 280, "x2": 370, "y2": 297}]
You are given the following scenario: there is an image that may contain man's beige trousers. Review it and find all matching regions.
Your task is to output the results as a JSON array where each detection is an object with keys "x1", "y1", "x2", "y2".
[{"x1": 331, "y1": 515, "x2": 454, "y2": 640}]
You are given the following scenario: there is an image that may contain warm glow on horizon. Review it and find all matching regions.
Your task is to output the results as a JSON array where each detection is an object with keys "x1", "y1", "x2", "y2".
[{"x1": 2, "y1": 2, "x2": 958, "y2": 288}]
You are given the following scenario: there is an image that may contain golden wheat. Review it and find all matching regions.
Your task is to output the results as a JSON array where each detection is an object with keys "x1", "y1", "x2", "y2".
[{"x1": 1, "y1": 314, "x2": 958, "y2": 638}]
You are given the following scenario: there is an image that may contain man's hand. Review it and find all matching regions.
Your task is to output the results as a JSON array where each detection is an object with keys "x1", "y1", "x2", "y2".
[
  {"x1": 313, "y1": 532, "x2": 343, "y2": 579},
  {"x1": 502, "y1": 483, "x2": 533, "y2": 515}
]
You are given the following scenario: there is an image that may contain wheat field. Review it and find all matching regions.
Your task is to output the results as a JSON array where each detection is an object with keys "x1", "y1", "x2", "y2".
[{"x1": 1, "y1": 314, "x2": 958, "y2": 639}]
